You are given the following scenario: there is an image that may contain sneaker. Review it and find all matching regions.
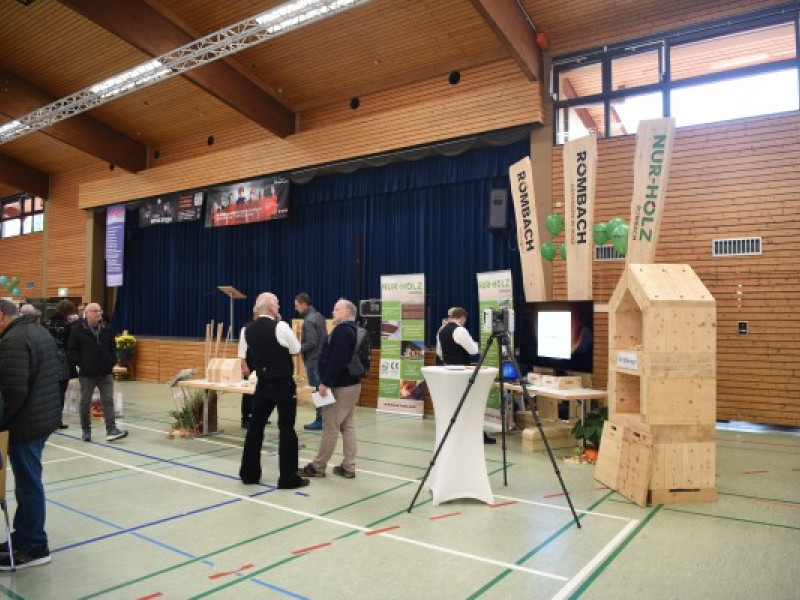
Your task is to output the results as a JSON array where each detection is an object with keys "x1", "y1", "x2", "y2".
[
  {"x1": 333, "y1": 465, "x2": 356, "y2": 479},
  {"x1": 58, "y1": 423, "x2": 69, "y2": 429},
  {"x1": 303, "y1": 420, "x2": 322, "y2": 431},
  {"x1": 483, "y1": 432, "x2": 497, "y2": 445},
  {"x1": 0, "y1": 546, "x2": 51, "y2": 571},
  {"x1": 81, "y1": 430, "x2": 91, "y2": 442},
  {"x1": 106, "y1": 428, "x2": 128, "y2": 442},
  {"x1": 297, "y1": 463, "x2": 325, "y2": 478}
]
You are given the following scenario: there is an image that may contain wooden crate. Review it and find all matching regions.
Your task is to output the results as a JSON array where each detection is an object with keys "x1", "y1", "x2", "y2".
[
  {"x1": 540, "y1": 375, "x2": 582, "y2": 390},
  {"x1": 521, "y1": 424, "x2": 575, "y2": 452}
]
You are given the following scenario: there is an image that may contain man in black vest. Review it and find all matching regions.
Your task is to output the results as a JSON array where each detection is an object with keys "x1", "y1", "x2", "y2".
[
  {"x1": 436, "y1": 307, "x2": 496, "y2": 445},
  {"x1": 239, "y1": 292, "x2": 309, "y2": 489}
]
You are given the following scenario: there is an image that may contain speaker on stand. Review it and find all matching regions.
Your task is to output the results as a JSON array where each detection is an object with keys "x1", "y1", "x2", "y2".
[{"x1": 488, "y1": 188, "x2": 508, "y2": 231}]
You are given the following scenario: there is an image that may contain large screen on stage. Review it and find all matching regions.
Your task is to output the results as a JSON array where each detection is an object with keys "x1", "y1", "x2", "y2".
[{"x1": 518, "y1": 300, "x2": 594, "y2": 374}]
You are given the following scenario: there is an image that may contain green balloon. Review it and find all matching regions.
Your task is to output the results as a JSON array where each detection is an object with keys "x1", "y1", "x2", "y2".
[
  {"x1": 11, "y1": 276, "x2": 19, "y2": 286},
  {"x1": 608, "y1": 217, "x2": 626, "y2": 233},
  {"x1": 545, "y1": 213, "x2": 565, "y2": 236},
  {"x1": 611, "y1": 223, "x2": 629, "y2": 256},
  {"x1": 593, "y1": 222, "x2": 609, "y2": 245},
  {"x1": 540, "y1": 242, "x2": 557, "y2": 261},
  {"x1": 559, "y1": 243, "x2": 567, "y2": 260}
]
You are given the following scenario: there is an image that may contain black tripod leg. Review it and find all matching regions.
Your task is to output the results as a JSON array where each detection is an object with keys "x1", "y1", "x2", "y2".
[
  {"x1": 498, "y1": 342, "x2": 508, "y2": 486},
  {"x1": 506, "y1": 351, "x2": 583, "y2": 529},
  {"x1": 407, "y1": 334, "x2": 498, "y2": 513}
]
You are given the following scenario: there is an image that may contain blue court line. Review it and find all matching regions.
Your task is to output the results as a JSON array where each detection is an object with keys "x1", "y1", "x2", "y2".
[{"x1": 49, "y1": 489, "x2": 304, "y2": 598}]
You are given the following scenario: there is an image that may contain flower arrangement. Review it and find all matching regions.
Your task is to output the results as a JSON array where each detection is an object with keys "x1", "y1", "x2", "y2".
[{"x1": 115, "y1": 331, "x2": 137, "y2": 349}]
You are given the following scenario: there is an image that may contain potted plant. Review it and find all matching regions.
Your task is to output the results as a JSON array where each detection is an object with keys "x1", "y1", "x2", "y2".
[
  {"x1": 168, "y1": 391, "x2": 205, "y2": 438},
  {"x1": 115, "y1": 331, "x2": 137, "y2": 365},
  {"x1": 570, "y1": 406, "x2": 608, "y2": 462}
]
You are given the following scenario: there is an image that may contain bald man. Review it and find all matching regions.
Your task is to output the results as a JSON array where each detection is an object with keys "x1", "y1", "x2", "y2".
[{"x1": 67, "y1": 303, "x2": 128, "y2": 443}]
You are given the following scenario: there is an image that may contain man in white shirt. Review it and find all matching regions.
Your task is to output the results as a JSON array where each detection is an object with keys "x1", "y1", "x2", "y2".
[{"x1": 238, "y1": 292, "x2": 309, "y2": 489}]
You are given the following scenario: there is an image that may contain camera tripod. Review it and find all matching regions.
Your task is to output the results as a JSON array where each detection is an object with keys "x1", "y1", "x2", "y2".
[{"x1": 407, "y1": 331, "x2": 582, "y2": 529}]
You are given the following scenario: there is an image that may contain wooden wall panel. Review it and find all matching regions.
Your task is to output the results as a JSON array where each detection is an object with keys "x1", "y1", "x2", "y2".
[
  {"x1": 0, "y1": 233, "x2": 46, "y2": 299},
  {"x1": 79, "y1": 60, "x2": 542, "y2": 207},
  {"x1": 552, "y1": 111, "x2": 800, "y2": 426}
]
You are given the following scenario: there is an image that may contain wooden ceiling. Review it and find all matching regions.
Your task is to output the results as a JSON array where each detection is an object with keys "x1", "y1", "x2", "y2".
[{"x1": 0, "y1": 0, "x2": 788, "y2": 197}]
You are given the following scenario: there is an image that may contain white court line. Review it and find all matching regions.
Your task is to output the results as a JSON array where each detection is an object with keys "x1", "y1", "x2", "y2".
[
  {"x1": 119, "y1": 422, "x2": 629, "y2": 521},
  {"x1": 46, "y1": 441, "x2": 568, "y2": 582},
  {"x1": 551, "y1": 518, "x2": 640, "y2": 600},
  {"x1": 43, "y1": 455, "x2": 88, "y2": 465}
]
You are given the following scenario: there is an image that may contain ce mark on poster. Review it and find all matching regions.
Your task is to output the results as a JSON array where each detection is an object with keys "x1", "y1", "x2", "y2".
[{"x1": 380, "y1": 359, "x2": 401, "y2": 379}]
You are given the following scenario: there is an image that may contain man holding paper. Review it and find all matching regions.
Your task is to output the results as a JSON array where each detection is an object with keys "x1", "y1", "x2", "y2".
[
  {"x1": 299, "y1": 298, "x2": 361, "y2": 479},
  {"x1": 239, "y1": 292, "x2": 309, "y2": 489}
]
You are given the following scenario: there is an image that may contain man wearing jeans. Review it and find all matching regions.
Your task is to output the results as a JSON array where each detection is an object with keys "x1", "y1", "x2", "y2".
[
  {"x1": 67, "y1": 303, "x2": 128, "y2": 443},
  {"x1": 299, "y1": 298, "x2": 362, "y2": 479},
  {"x1": 294, "y1": 293, "x2": 327, "y2": 430},
  {"x1": 0, "y1": 299, "x2": 61, "y2": 570}
]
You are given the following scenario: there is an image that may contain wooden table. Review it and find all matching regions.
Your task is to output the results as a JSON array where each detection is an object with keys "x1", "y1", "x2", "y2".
[{"x1": 177, "y1": 379, "x2": 254, "y2": 435}]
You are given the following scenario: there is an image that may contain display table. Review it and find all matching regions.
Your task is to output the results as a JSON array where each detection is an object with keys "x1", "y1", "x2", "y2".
[
  {"x1": 177, "y1": 379, "x2": 254, "y2": 435},
  {"x1": 422, "y1": 366, "x2": 497, "y2": 506}
]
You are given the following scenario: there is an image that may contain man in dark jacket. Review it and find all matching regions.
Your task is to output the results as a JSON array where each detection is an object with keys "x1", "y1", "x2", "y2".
[
  {"x1": 0, "y1": 299, "x2": 61, "y2": 570},
  {"x1": 66, "y1": 303, "x2": 127, "y2": 443},
  {"x1": 294, "y1": 293, "x2": 327, "y2": 430},
  {"x1": 299, "y1": 298, "x2": 361, "y2": 479}
]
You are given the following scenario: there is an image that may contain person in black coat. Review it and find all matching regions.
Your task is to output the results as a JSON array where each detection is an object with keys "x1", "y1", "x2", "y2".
[
  {"x1": 66, "y1": 303, "x2": 128, "y2": 443},
  {"x1": 44, "y1": 299, "x2": 77, "y2": 429},
  {"x1": 0, "y1": 299, "x2": 61, "y2": 570}
]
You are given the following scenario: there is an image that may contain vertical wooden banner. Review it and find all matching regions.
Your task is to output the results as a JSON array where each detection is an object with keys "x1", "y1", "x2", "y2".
[
  {"x1": 509, "y1": 156, "x2": 546, "y2": 301},
  {"x1": 626, "y1": 118, "x2": 676, "y2": 265},
  {"x1": 563, "y1": 134, "x2": 597, "y2": 301}
]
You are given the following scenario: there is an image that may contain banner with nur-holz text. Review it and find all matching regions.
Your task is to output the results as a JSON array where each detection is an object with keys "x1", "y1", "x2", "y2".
[
  {"x1": 477, "y1": 270, "x2": 514, "y2": 430},
  {"x1": 377, "y1": 274, "x2": 426, "y2": 417}
]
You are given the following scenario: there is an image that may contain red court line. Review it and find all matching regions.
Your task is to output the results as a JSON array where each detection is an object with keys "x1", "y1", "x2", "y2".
[
  {"x1": 752, "y1": 498, "x2": 800, "y2": 509},
  {"x1": 366, "y1": 525, "x2": 400, "y2": 535},
  {"x1": 292, "y1": 542, "x2": 332, "y2": 555},
  {"x1": 137, "y1": 594, "x2": 163, "y2": 600},
  {"x1": 742, "y1": 470, "x2": 768, "y2": 475},
  {"x1": 543, "y1": 492, "x2": 570, "y2": 498},
  {"x1": 791, "y1": 468, "x2": 800, "y2": 472},
  {"x1": 430, "y1": 512, "x2": 461, "y2": 521},
  {"x1": 596, "y1": 485, "x2": 609, "y2": 490},
  {"x1": 208, "y1": 564, "x2": 254, "y2": 580},
  {"x1": 489, "y1": 500, "x2": 518, "y2": 508}
]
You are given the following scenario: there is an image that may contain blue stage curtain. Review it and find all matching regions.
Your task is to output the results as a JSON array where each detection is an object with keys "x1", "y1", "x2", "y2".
[{"x1": 113, "y1": 139, "x2": 530, "y2": 345}]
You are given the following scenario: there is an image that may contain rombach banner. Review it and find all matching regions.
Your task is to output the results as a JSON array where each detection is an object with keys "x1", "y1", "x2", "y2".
[
  {"x1": 105, "y1": 204, "x2": 125, "y2": 288},
  {"x1": 139, "y1": 191, "x2": 204, "y2": 226},
  {"x1": 204, "y1": 176, "x2": 289, "y2": 228}
]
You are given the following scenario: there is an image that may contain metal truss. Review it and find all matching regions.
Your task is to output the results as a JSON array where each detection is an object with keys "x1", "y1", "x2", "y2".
[{"x1": 0, "y1": 0, "x2": 367, "y2": 144}]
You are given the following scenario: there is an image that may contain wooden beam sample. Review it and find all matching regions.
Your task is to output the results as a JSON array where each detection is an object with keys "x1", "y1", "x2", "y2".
[
  {"x1": 0, "y1": 67, "x2": 147, "y2": 173},
  {"x1": 59, "y1": 0, "x2": 295, "y2": 138},
  {"x1": 468, "y1": 0, "x2": 541, "y2": 81},
  {"x1": 0, "y1": 153, "x2": 49, "y2": 199}
]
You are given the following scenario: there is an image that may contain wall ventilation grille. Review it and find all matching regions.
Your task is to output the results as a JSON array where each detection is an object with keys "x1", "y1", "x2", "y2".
[
  {"x1": 594, "y1": 245, "x2": 624, "y2": 261},
  {"x1": 712, "y1": 237, "x2": 762, "y2": 257}
]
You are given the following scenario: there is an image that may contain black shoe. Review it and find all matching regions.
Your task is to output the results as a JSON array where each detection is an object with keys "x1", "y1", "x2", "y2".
[
  {"x1": 58, "y1": 423, "x2": 69, "y2": 429},
  {"x1": 106, "y1": 428, "x2": 128, "y2": 442},
  {"x1": 0, "y1": 545, "x2": 50, "y2": 571},
  {"x1": 82, "y1": 430, "x2": 91, "y2": 442},
  {"x1": 278, "y1": 478, "x2": 310, "y2": 489},
  {"x1": 483, "y1": 433, "x2": 497, "y2": 445}
]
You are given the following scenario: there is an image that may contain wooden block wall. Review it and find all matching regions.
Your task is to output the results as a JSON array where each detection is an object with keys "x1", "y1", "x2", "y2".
[{"x1": 553, "y1": 111, "x2": 800, "y2": 426}]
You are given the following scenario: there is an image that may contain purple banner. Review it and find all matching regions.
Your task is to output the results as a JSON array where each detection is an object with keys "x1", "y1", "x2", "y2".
[{"x1": 106, "y1": 205, "x2": 125, "y2": 288}]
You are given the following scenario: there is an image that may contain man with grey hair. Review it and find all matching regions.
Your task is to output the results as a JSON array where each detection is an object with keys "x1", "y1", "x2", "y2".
[
  {"x1": 299, "y1": 298, "x2": 363, "y2": 479},
  {"x1": 0, "y1": 299, "x2": 61, "y2": 569},
  {"x1": 19, "y1": 304, "x2": 41, "y2": 323},
  {"x1": 239, "y1": 292, "x2": 309, "y2": 489},
  {"x1": 67, "y1": 303, "x2": 128, "y2": 443}
]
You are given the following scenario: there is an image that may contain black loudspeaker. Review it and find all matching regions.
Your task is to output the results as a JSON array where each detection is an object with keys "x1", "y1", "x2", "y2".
[
  {"x1": 362, "y1": 316, "x2": 381, "y2": 350},
  {"x1": 488, "y1": 188, "x2": 508, "y2": 230}
]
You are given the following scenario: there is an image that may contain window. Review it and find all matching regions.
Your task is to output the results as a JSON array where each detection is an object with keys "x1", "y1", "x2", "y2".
[
  {"x1": 1, "y1": 194, "x2": 44, "y2": 238},
  {"x1": 553, "y1": 8, "x2": 800, "y2": 144}
]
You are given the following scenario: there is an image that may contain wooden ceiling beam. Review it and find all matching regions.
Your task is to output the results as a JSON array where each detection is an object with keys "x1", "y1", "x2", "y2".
[
  {"x1": 468, "y1": 0, "x2": 541, "y2": 81},
  {"x1": 59, "y1": 0, "x2": 295, "y2": 138},
  {"x1": 0, "y1": 67, "x2": 147, "y2": 173},
  {"x1": 0, "y1": 153, "x2": 49, "y2": 199}
]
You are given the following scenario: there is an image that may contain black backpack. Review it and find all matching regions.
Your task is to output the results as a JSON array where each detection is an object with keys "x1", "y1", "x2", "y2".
[{"x1": 346, "y1": 324, "x2": 371, "y2": 378}]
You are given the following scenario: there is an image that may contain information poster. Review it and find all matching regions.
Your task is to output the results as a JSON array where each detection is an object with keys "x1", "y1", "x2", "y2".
[
  {"x1": 205, "y1": 176, "x2": 289, "y2": 228},
  {"x1": 377, "y1": 273, "x2": 426, "y2": 417},
  {"x1": 105, "y1": 204, "x2": 125, "y2": 288},
  {"x1": 477, "y1": 270, "x2": 513, "y2": 429},
  {"x1": 139, "y1": 191, "x2": 204, "y2": 226}
]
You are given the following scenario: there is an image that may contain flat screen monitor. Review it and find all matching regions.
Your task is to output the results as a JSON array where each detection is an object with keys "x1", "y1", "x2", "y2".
[{"x1": 517, "y1": 300, "x2": 594, "y2": 374}]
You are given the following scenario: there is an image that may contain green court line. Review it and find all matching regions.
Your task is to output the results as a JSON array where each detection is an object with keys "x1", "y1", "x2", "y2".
[
  {"x1": 662, "y1": 506, "x2": 800, "y2": 531},
  {"x1": 719, "y1": 490, "x2": 800, "y2": 505},
  {"x1": 77, "y1": 479, "x2": 412, "y2": 598},
  {"x1": 466, "y1": 490, "x2": 616, "y2": 599},
  {"x1": 0, "y1": 582, "x2": 25, "y2": 600},
  {"x1": 568, "y1": 505, "x2": 663, "y2": 599},
  {"x1": 189, "y1": 555, "x2": 304, "y2": 599}
]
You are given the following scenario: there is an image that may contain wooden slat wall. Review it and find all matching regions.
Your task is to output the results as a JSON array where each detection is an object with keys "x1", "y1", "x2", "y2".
[
  {"x1": 78, "y1": 59, "x2": 542, "y2": 207},
  {"x1": 552, "y1": 111, "x2": 800, "y2": 426}
]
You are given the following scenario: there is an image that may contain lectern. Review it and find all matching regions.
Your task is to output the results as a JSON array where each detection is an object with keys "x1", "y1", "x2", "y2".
[{"x1": 217, "y1": 285, "x2": 246, "y2": 339}]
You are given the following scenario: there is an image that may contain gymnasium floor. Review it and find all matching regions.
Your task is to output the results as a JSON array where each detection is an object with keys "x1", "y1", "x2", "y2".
[{"x1": 1, "y1": 381, "x2": 798, "y2": 599}]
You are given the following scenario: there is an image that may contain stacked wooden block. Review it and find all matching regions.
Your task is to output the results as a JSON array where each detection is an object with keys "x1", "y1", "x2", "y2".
[{"x1": 595, "y1": 264, "x2": 717, "y2": 506}]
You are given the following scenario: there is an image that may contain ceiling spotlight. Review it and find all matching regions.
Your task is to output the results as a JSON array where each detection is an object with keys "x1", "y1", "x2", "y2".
[
  {"x1": 153, "y1": 149, "x2": 161, "y2": 160},
  {"x1": 448, "y1": 71, "x2": 461, "y2": 85},
  {"x1": 350, "y1": 97, "x2": 360, "y2": 110},
  {"x1": 207, "y1": 135, "x2": 215, "y2": 146}
]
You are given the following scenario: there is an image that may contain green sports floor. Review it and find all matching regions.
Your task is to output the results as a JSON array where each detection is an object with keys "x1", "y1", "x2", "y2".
[{"x1": 1, "y1": 381, "x2": 798, "y2": 599}]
